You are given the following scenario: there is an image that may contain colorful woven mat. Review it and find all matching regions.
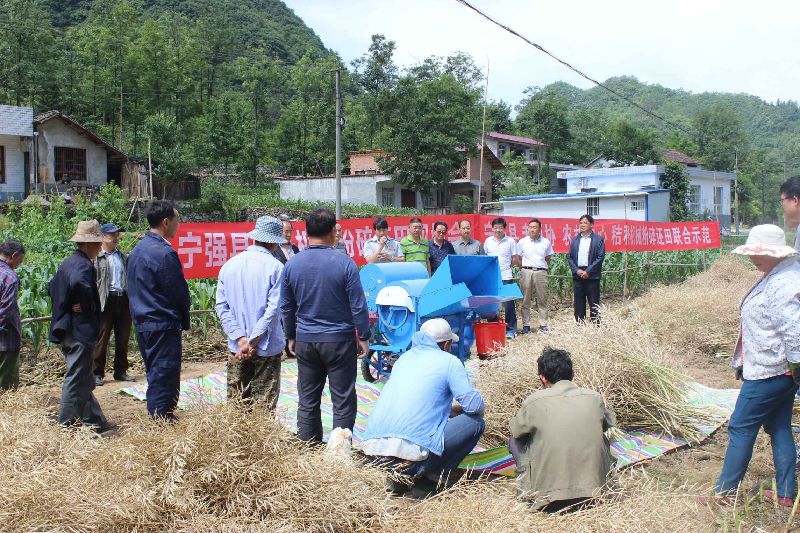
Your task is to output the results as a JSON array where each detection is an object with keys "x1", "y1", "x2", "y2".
[{"x1": 118, "y1": 363, "x2": 738, "y2": 477}]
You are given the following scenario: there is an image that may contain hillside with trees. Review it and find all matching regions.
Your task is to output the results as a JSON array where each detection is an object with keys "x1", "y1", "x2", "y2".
[{"x1": 2, "y1": 0, "x2": 799, "y2": 224}]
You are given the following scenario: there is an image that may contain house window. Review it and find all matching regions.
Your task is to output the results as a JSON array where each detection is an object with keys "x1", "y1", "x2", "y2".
[
  {"x1": 381, "y1": 187, "x2": 395, "y2": 207},
  {"x1": 498, "y1": 144, "x2": 507, "y2": 157},
  {"x1": 630, "y1": 199, "x2": 645, "y2": 212},
  {"x1": 0, "y1": 146, "x2": 5, "y2": 184},
  {"x1": 586, "y1": 197, "x2": 599, "y2": 216},
  {"x1": 55, "y1": 147, "x2": 87, "y2": 182},
  {"x1": 714, "y1": 186, "x2": 724, "y2": 214},
  {"x1": 688, "y1": 185, "x2": 701, "y2": 213}
]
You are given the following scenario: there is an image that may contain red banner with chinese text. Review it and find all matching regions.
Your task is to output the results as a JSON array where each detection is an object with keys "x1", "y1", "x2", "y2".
[{"x1": 170, "y1": 215, "x2": 720, "y2": 279}]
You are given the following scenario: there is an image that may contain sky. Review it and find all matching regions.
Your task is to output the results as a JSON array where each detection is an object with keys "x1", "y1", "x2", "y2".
[{"x1": 283, "y1": 0, "x2": 800, "y2": 109}]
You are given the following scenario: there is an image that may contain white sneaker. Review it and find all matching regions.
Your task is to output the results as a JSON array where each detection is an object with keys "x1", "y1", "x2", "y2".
[{"x1": 325, "y1": 427, "x2": 353, "y2": 458}]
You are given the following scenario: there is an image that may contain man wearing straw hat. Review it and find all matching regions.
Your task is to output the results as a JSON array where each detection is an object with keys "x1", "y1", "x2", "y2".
[
  {"x1": 127, "y1": 200, "x2": 190, "y2": 421},
  {"x1": 49, "y1": 220, "x2": 110, "y2": 430},
  {"x1": 215, "y1": 216, "x2": 286, "y2": 410},
  {"x1": 710, "y1": 225, "x2": 800, "y2": 508}
]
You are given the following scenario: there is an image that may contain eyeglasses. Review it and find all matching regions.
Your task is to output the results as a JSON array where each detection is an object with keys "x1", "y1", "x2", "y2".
[
  {"x1": 779, "y1": 197, "x2": 793, "y2": 206},
  {"x1": 434, "y1": 229, "x2": 447, "y2": 234}
]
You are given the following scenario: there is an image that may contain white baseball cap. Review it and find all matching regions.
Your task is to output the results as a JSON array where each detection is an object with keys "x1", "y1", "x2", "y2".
[{"x1": 420, "y1": 318, "x2": 459, "y2": 343}]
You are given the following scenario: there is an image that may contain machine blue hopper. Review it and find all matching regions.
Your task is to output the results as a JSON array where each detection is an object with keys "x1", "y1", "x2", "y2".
[{"x1": 359, "y1": 255, "x2": 521, "y2": 381}]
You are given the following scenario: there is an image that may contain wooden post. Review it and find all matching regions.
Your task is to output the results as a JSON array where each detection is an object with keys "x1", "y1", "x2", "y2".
[
  {"x1": 147, "y1": 138, "x2": 154, "y2": 199},
  {"x1": 622, "y1": 252, "x2": 629, "y2": 299}
]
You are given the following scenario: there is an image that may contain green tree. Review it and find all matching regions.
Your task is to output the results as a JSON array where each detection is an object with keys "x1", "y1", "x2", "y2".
[
  {"x1": 660, "y1": 161, "x2": 691, "y2": 221},
  {"x1": 144, "y1": 112, "x2": 192, "y2": 193},
  {"x1": 603, "y1": 119, "x2": 660, "y2": 166},
  {"x1": 484, "y1": 100, "x2": 512, "y2": 133},
  {"x1": 693, "y1": 103, "x2": 749, "y2": 171},
  {"x1": 350, "y1": 34, "x2": 398, "y2": 149},
  {"x1": 515, "y1": 88, "x2": 571, "y2": 162},
  {"x1": 378, "y1": 71, "x2": 481, "y2": 192},
  {"x1": 494, "y1": 153, "x2": 545, "y2": 199}
]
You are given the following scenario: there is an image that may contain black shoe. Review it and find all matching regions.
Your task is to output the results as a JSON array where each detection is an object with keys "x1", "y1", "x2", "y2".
[
  {"x1": 409, "y1": 477, "x2": 440, "y2": 499},
  {"x1": 86, "y1": 421, "x2": 118, "y2": 435},
  {"x1": 521, "y1": 326, "x2": 531, "y2": 335},
  {"x1": 385, "y1": 476, "x2": 412, "y2": 496},
  {"x1": 94, "y1": 376, "x2": 104, "y2": 387},
  {"x1": 538, "y1": 325, "x2": 550, "y2": 334},
  {"x1": 113, "y1": 373, "x2": 136, "y2": 382}
]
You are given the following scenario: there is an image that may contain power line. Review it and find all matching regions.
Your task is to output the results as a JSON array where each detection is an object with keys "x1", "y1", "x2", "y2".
[{"x1": 453, "y1": 0, "x2": 694, "y2": 135}]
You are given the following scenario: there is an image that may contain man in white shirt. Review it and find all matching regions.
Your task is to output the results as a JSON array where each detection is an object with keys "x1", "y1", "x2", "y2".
[
  {"x1": 779, "y1": 176, "x2": 800, "y2": 251},
  {"x1": 514, "y1": 218, "x2": 553, "y2": 334},
  {"x1": 484, "y1": 217, "x2": 518, "y2": 338}
]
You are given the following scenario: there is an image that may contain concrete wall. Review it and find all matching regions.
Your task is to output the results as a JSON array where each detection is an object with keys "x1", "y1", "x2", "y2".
[
  {"x1": 278, "y1": 175, "x2": 386, "y2": 205},
  {"x1": 563, "y1": 165, "x2": 661, "y2": 193},
  {"x1": 0, "y1": 134, "x2": 27, "y2": 201},
  {"x1": 37, "y1": 120, "x2": 108, "y2": 186},
  {"x1": 493, "y1": 194, "x2": 665, "y2": 222}
]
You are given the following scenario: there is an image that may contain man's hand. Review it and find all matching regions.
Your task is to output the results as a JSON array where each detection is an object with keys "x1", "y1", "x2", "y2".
[
  {"x1": 580, "y1": 270, "x2": 590, "y2": 279},
  {"x1": 576, "y1": 269, "x2": 585, "y2": 278},
  {"x1": 734, "y1": 366, "x2": 744, "y2": 381},
  {"x1": 450, "y1": 401, "x2": 463, "y2": 418},
  {"x1": 356, "y1": 338, "x2": 370, "y2": 359},
  {"x1": 71, "y1": 303, "x2": 82, "y2": 313},
  {"x1": 792, "y1": 367, "x2": 800, "y2": 387},
  {"x1": 287, "y1": 339, "x2": 297, "y2": 357},
  {"x1": 235, "y1": 337, "x2": 253, "y2": 360}
]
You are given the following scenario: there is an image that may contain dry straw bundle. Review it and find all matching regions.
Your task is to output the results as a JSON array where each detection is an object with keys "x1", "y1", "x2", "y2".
[
  {"x1": 0, "y1": 393, "x2": 393, "y2": 531},
  {"x1": 632, "y1": 254, "x2": 759, "y2": 356},
  {"x1": 476, "y1": 309, "x2": 715, "y2": 448}
]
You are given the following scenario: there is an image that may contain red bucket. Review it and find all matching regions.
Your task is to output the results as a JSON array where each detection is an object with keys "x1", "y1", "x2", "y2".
[{"x1": 474, "y1": 321, "x2": 506, "y2": 357}]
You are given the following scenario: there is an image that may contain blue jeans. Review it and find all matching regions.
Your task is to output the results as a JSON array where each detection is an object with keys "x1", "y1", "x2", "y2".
[
  {"x1": 716, "y1": 374, "x2": 798, "y2": 497},
  {"x1": 386, "y1": 413, "x2": 485, "y2": 483}
]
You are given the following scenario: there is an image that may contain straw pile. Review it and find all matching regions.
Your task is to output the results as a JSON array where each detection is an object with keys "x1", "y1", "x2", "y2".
[
  {"x1": 0, "y1": 392, "x2": 392, "y2": 531},
  {"x1": 0, "y1": 388, "x2": 720, "y2": 531},
  {"x1": 631, "y1": 254, "x2": 759, "y2": 356},
  {"x1": 476, "y1": 309, "x2": 715, "y2": 448}
]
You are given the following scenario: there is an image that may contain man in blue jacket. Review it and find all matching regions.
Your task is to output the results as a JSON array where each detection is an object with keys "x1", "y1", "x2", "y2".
[
  {"x1": 567, "y1": 214, "x2": 606, "y2": 324},
  {"x1": 127, "y1": 201, "x2": 190, "y2": 420},
  {"x1": 362, "y1": 318, "x2": 485, "y2": 498}
]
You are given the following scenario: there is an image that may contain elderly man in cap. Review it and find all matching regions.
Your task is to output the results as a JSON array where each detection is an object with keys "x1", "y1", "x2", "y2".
[
  {"x1": 49, "y1": 220, "x2": 109, "y2": 430},
  {"x1": 215, "y1": 216, "x2": 286, "y2": 410},
  {"x1": 127, "y1": 200, "x2": 190, "y2": 421},
  {"x1": 362, "y1": 318, "x2": 486, "y2": 498},
  {"x1": 92, "y1": 223, "x2": 134, "y2": 386}
]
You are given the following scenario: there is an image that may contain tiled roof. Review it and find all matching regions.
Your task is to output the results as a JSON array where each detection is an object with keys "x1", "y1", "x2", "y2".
[
  {"x1": 663, "y1": 149, "x2": 702, "y2": 166},
  {"x1": 0, "y1": 105, "x2": 33, "y2": 136},
  {"x1": 34, "y1": 110, "x2": 127, "y2": 160},
  {"x1": 487, "y1": 131, "x2": 547, "y2": 147}
]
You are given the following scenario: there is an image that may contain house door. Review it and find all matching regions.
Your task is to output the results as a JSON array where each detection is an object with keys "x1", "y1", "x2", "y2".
[
  {"x1": 401, "y1": 189, "x2": 416, "y2": 208},
  {"x1": 23, "y1": 152, "x2": 30, "y2": 196}
]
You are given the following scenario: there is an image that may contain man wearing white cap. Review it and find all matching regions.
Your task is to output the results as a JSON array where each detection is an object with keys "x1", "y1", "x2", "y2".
[
  {"x1": 362, "y1": 318, "x2": 485, "y2": 498},
  {"x1": 215, "y1": 216, "x2": 287, "y2": 410},
  {"x1": 711, "y1": 225, "x2": 800, "y2": 508}
]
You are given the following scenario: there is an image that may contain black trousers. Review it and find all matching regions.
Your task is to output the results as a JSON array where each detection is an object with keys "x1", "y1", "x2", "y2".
[
  {"x1": 59, "y1": 334, "x2": 107, "y2": 427},
  {"x1": 573, "y1": 277, "x2": 601, "y2": 324},
  {"x1": 295, "y1": 340, "x2": 357, "y2": 442}
]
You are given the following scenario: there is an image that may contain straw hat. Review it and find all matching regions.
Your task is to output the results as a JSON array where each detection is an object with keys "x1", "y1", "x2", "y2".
[
  {"x1": 731, "y1": 224, "x2": 797, "y2": 258},
  {"x1": 420, "y1": 318, "x2": 459, "y2": 343},
  {"x1": 247, "y1": 216, "x2": 288, "y2": 244},
  {"x1": 69, "y1": 220, "x2": 104, "y2": 243}
]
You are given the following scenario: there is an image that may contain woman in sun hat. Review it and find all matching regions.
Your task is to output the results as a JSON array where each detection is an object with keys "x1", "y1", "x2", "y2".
[{"x1": 713, "y1": 224, "x2": 800, "y2": 507}]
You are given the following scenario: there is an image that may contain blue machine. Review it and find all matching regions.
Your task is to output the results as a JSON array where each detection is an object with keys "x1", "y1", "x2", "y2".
[{"x1": 359, "y1": 255, "x2": 522, "y2": 381}]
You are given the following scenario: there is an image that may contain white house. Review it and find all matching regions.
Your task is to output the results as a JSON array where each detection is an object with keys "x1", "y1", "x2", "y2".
[
  {"x1": 0, "y1": 105, "x2": 34, "y2": 201},
  {"x1": 276, "y1": 149, "x2": 504, "y2": 213},
  {"x1": 485, "y1": 189, "x2": 671, "y2": 222}
]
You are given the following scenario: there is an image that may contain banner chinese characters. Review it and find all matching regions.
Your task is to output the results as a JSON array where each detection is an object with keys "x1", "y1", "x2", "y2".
[{"x1": 170, "y1": 215, "x2": 721, "y2": 279}]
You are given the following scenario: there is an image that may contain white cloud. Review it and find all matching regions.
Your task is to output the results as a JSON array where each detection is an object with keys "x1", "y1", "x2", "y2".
[{"x1": 284, "y1": 0, "x2": 800, "y2": 106}]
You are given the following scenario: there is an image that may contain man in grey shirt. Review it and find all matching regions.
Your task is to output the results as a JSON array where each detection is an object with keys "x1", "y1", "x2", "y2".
[
  {"x1": 453, "y1": 219, "x2": 485, "y2": 256},
  {"x1": 779, "y1": 176, "x2": 800, "y2": 251}
]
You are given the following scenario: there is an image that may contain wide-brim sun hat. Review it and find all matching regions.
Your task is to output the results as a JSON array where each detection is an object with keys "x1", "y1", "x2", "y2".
[
  {"x1": 731, "y1": 224, "x2": 797, "y2": 258},
  {"x1": 248, "y1": 216, "x2": 288, "y2": 244},
  {"x1": 420, "y1": 318, "x2": 459, "y2": 343},
  {"x1": 69, "y1": 220, "x2": 105, "y2": 243}
]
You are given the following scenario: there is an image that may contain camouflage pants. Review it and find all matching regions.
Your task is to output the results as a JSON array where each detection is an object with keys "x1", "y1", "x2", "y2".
[{"x1": 227, "y1": 354, "x2": 281, "y2": 411}]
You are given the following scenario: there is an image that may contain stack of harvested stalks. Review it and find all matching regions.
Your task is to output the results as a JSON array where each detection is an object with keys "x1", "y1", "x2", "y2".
[
  {"x1": 476, "y1": 309, "x2": 716, "y2": 448},
  {"x1": 0, "y1": 390, "x2": 720, "y2": 531},
  {"x1": 631, "y1": 254, "x2": 758, "y2": 356}
]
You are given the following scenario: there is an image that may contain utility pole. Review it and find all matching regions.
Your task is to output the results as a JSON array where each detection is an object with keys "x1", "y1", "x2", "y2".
[
  {"x1": 734, "y1": 148, "x2": 740, "y2": 234},
  {"x1": 476, "y1": 58, "x2": 490, "y2": 213},
  {"x1": 119, "y1": 83, "x2": 124, "y2": 149},
  {"x1": 334, "y1": 69, "x2": 342, "y2": 219}
]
